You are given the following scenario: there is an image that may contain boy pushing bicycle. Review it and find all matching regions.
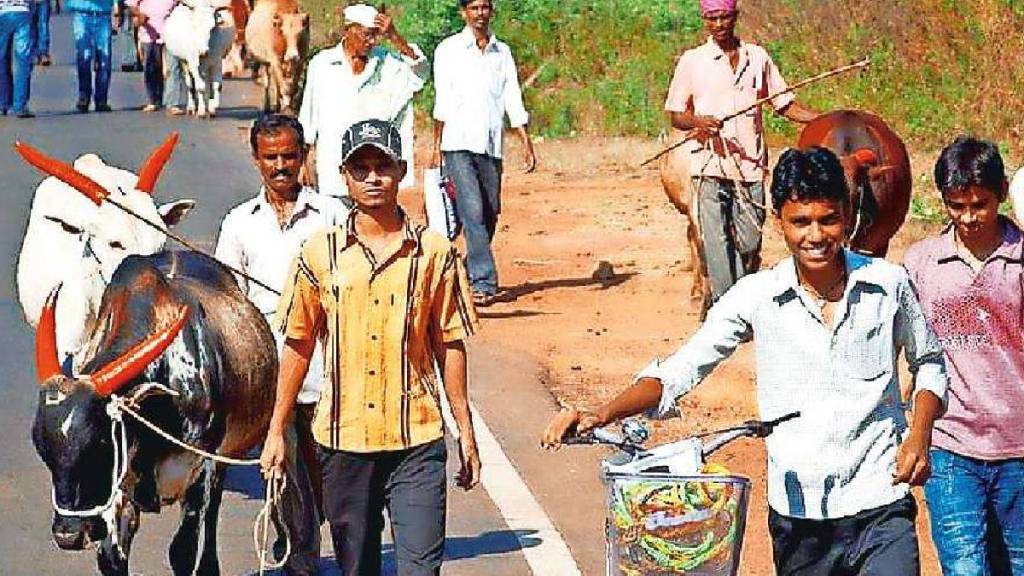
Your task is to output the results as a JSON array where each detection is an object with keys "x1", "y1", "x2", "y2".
[{"x1": 542, "y1": 147, "x2": 949, "y2": 575}]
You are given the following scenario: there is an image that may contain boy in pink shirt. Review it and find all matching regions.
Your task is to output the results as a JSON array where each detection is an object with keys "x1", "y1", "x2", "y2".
[{"x1": 904, "y1": 136, "x2": 1024, "y2": 575}]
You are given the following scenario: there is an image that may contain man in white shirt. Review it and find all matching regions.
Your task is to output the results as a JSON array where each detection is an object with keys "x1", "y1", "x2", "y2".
[
  {"x1": 215, "y1": 114, "x2": 349, "y2": 574},
  {"x1": 298, "y1": 3, "x2": 428, "y2": 198},
  {"x1": 430, "y1": 0, "x2": 536, "y2": 305},
  {"x1": 543, "y1": 147, "x2": 947, "y2": 575}
]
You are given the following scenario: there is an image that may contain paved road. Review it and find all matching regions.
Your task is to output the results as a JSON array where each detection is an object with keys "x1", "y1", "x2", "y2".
[{"x1": 0, "y1": 13, "x2": 611, "y2": 576}]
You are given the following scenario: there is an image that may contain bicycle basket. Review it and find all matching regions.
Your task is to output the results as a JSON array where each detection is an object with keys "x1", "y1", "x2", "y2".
[{"x1": 601, "y1": 471, "x2": 750, "y2": 576}]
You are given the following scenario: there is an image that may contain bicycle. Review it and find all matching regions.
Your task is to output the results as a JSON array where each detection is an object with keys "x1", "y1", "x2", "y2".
[{"x1": 564, "y1": 411, "x2": 800, "y2": 575}]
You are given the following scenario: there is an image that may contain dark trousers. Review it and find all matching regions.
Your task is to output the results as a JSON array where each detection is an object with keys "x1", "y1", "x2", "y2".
[
  {"x1": 140, "y1": 41, "x2": 162, "y2": 105},
  {"x1": 444, "y1": 151, "x2": 503, "y2": 296},
  {"x1": 769, "y1": 495, "x2": 920, "y2": 575},
  {"x1": 319, "y1": 438, "x2": 447, "y2": 576}
]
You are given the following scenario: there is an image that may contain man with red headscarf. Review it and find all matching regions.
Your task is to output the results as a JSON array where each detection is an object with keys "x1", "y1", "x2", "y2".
[{"x1": 668, "y1": 0, "x2": 816, "y2": 308}]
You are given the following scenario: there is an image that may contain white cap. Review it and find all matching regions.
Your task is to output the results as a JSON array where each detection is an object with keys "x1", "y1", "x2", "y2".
[{"x1": 343, "y1": 4, "x2": 379, "y2": 28}]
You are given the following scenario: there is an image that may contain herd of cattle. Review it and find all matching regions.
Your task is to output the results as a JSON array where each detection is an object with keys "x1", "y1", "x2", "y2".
[
  {"x1": 11, "y1": 42, "x2": 1024, "y2": 575},
  {"x1": 162, "y1": 0, "x2": 309, "y2": 117}
]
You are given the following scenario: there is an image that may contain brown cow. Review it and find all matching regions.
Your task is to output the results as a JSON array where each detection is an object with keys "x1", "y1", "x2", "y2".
[
  {"x1": 798, "y1": 110, "x2": 911, "y2": 257},
  {"x1": 245, "y1": 0, "x2": 309, "y2": 113},
  {"x1": 658, "y1": 128, "x2": 706, "y2": 303},
  {"x1": 221, "y1": 0, "x2": 250, "y2": 78}
]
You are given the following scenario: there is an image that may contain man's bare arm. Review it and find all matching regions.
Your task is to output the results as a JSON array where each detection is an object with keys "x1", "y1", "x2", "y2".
[
  {"x1": 541, "y1": 377, "x2": 663, "y2": 448},
  {"x1": 442, "y1": 341, "x2": 480, "y2": 489},
  {"x1": 260, "y1": 337, "x2": 315, "y2": 476}
]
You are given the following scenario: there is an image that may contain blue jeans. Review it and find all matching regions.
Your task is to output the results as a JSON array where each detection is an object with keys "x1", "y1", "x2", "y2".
[
  {"x1": 162, "y1": 49, "x2": 186, "y2": 108},
  {"x1": 71, "y1": 10, "x2": 111, "y2": 105},
  {"x1": 30, "y1": 0, "x2": 49, "y2": 57},
  {"x1": 0, "y1": 10, "x2": 33, "y2": 114},
  {"x1": 444, "y1": 151, "x2": 503, "y2": 295},
  {"x1": 924, "y1": 449, "x2": 1024, "y2": 575}
]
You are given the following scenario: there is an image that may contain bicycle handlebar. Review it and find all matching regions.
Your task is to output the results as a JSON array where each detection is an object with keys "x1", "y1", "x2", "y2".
[{"x1": 563, "y1": 411, "x2": 801, "y2": 455}]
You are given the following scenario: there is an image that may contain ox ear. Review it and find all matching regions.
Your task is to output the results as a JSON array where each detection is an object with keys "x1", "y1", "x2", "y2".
[
  {"x1": 868, "y1": 165, "x2": 898, "y2": 180},
  {"x1": 89, "y1": 305, "x2": 190, "y2": 397},
  {"x1": 158, "y1": 200, "x2": 196, "y2": 227},
  {"x1": 36, "y1": 285, "x2": 65, "y2": 384}
]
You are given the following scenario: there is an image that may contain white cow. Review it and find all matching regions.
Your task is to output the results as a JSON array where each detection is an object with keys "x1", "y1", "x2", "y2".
[
  {"x1": 1011, "y1": 166, "x2": 1024, "y2": 226},
  {"x1": 163, "y1": 0, "x2": 236, "y2": 117},
  {"x1": 16, "y1": 136, "x2": 194, "y2": 366}
]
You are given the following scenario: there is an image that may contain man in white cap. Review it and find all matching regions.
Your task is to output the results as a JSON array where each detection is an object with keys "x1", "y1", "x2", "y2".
[{"x1": 298, "y1": 3, "x2": 428, "y2": 198}]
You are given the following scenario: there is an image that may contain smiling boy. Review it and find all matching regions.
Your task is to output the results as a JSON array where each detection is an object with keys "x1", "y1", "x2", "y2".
[
  {"x1": 904, "y1": 136, "x2": 1024, "y2": 574},
  {"x1": 543, "y1": 147, "x2": 948, "y2": 575}
]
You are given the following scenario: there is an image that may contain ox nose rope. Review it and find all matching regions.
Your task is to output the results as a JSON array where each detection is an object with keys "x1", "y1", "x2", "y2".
[{"x1": 80, "y1": 394, "x2": 291, "y2": 574}]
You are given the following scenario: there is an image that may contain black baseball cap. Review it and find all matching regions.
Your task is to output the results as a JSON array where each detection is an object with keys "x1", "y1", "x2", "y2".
[{"x1": 341, "y1": 119, "x2": 403, "y2": 165}]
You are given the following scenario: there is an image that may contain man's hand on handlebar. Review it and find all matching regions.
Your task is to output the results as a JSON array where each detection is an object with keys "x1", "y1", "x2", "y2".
[{"x1": 541, "y1": 408, "x2": 603, "y2": 450}]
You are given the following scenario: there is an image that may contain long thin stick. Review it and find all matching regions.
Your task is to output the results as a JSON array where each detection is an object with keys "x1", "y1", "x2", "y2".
[
  {"x1": 105, "y1": 196, "x2": 283, "y2": 296},
  {"x1": 640, "y1": 58, "x2": 871, "y2": 167}
]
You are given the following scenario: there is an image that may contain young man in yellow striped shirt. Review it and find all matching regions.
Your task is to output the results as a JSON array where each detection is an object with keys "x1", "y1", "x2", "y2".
[{"x1": 260, "y1": 119, "x2": 480, "y2": 576}]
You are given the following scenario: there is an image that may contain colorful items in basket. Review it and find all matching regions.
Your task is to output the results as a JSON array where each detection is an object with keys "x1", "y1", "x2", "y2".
[{"x1": 607, "y1": 464, "x2": 746, "y2": 575}]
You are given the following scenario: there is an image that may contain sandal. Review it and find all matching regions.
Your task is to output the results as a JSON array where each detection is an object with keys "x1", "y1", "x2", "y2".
[
  {"x1": 472, "y1": 292, "x2": 495, "y2": 307},
  {"x1": 166, "y1": 106, "x2": 186, "y2": 116}
]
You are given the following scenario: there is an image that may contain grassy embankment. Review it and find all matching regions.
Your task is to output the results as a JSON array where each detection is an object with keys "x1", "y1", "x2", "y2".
[{"x1": 301, "y1": 0, "x2": 1024, "y2": 220}]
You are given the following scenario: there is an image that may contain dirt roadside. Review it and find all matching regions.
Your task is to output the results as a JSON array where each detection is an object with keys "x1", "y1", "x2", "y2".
[{"x1": 405, "y1": 135, "x2": 947, "y2": 574}]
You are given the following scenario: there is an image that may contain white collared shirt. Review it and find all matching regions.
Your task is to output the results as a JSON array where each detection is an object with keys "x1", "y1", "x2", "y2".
[
  {"x1": 298, "y1": 44, "x2": 429, "y2": 197},
  {"x1": 638, "y1": 251, "x2": 948, "y2": 520},
  {"x1": 215, "y1": 187, "x2": 349, "y2": 403},
  {"x1": 433, "y1": 27, "x2": 529, "y2": 158}
]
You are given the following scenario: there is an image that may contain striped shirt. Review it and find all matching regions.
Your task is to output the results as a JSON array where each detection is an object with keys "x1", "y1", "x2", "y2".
[
  {"x1": 275, "y1": 210, "x2": 478, "y2": 453},
  {"x1": 639, "y1": 251, "x2": 948, "y2": 520}
]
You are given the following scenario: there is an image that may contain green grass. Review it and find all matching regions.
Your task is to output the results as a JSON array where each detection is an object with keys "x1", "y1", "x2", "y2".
[{"x1": 299, "y1": 0, "x2": 1024, "y2": 153}]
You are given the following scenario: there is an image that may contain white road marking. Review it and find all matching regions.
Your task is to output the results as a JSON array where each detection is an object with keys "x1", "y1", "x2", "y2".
[{"x1": 441, "y1": 402, "x2": 582, "y2": 575}]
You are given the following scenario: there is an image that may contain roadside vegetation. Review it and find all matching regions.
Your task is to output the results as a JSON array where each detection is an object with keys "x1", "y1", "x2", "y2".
[{"x1": 301, "y1": 0, "x2": 1024, "y2": 221}]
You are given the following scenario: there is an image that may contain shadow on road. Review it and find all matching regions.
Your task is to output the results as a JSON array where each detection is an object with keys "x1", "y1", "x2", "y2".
[
  {"x1": 492, "y1": 271, "x2": 637, "y2": 305},
  {"x1": 252, "y1": 529, "x2": 542, "y2": 575}
]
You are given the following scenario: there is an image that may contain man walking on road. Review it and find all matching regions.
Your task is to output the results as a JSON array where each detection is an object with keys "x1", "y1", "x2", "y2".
[
  {"x1": 215, "y1": 115, "x2": 350, "y2": 572},
  {"x1": 124, "y1": 0, "x2": 175, "y2": 111},
  {"x1": 668, "y1": 0, "x2": 816, "y2": 309},
  {"x1": 431, "y1": 0, "x2": 537, "y2": 307},
  {"x1": 66, "y1": 0, "x2": 113, "y2": 112},
  {"x1": 261, "y1": 119, "x2": 482, "y2": 576},
  {"x1": 0, "y1": 0, "x2": 35, "y2": 117},
  {"x1": 298, "y1": 3, "x2": 427, "y2": 198},
  {"x1": 544, "y1": 147, "x2": 948, "y2": 575}
]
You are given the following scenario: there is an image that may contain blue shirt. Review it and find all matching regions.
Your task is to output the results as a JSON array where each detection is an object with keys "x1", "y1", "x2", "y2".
[{"x1": 638, "y1": 250, "x2": 948, "y2": 520}]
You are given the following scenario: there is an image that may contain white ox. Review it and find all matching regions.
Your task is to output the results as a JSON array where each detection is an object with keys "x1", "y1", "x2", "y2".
[
  {"x1": 16, "y1": 135, "x2": 195, "y2": 366},
  {"x1": 163, "y1": 0, "x2": 236, "y2": 117}
]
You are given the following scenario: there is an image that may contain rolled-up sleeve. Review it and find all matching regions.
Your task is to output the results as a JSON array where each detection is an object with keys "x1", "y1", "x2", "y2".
[
  {"x1": 274, "y1": 247, "x2": 323, "y2": 342},
  {"x1": 638, "y1": 276, "x2": 756, "y2": 418},
  {"x1": 896, "y1": 270, "x2": 949, "y2": 410},
  {"x1": 764, "y1": 55, "x2": 795, "y2": 112},
  {"x1": 502, "y1": 48, "x2": 529, "y2": 128},
  {"x1": 664, "y1": 53, "x2": 693, "y2": 113},
  {"x1": 404, "y1": 43, "x2": 430, "y2": 85},
  {"x1": 432, "y1": 246, "x2": 479, "y2": 343}
]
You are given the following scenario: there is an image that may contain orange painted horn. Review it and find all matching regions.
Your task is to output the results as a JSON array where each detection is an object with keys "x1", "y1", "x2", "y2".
[
  {"x1": 14, "y1": 142, "x2": 109, "y2": 206},
  {"x1": 90, "y1": 305, "x2": 190, "y2": 397},
  {"x1": 136, "y1": 132, "x2": 180, "y2": 195},
  {"x1": 35, "y1": 286, "x2": 64, "y2": 383}
]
